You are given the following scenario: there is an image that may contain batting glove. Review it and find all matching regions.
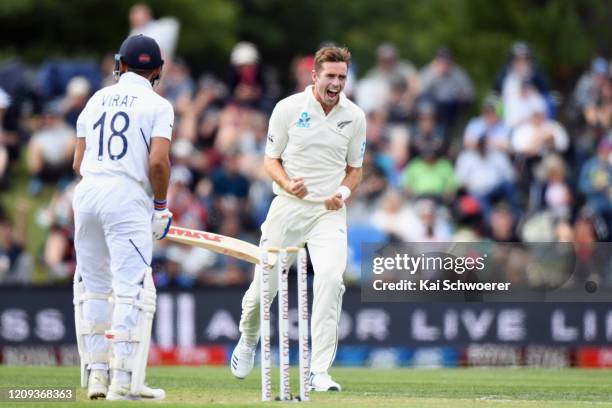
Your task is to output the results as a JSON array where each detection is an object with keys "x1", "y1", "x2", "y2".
[{"x1": 152, "y1": 199, "x2": 173, "y2": 240}]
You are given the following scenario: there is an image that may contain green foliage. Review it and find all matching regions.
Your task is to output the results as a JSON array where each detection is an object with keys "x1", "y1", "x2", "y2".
[{"x1": 0, "y1": 0, "x2": 609, "y2": 94}]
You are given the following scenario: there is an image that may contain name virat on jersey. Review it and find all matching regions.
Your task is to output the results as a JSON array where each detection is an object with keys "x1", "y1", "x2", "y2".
[{"x1": 102, "y1": 94, "x2": 139, "y2": 108}]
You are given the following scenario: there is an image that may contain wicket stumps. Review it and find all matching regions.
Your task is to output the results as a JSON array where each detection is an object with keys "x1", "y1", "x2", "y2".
[{"x1": 260, "y1": 247, "x2": 310, "y2": 402}]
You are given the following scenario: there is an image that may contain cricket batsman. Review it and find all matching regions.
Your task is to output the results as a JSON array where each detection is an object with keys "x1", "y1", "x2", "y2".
[
  {"x1": 71, "y1": 35, "x2": 173, "y2": 400},
  {"x1": 231, "y1": 46, "x2": 366, "y2": 391}
]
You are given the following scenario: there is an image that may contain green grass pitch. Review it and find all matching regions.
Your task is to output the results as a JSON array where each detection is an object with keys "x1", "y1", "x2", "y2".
[{"x1": 1, "y1": 366, "x2": 612, "y2": 407}]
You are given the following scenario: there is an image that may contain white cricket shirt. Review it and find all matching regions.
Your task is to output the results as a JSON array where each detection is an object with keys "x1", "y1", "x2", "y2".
[
  {"x1": 76, "y1": 72, "x2": 174, "y2": 194},
  {"x1": 265, "y1": 85, "x2": 366, "y2": 200}
]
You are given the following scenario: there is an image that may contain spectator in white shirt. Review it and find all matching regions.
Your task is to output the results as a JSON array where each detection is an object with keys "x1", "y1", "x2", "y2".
[{"x1": 512, "y1": 100, "x2": 569, "y2": 157}]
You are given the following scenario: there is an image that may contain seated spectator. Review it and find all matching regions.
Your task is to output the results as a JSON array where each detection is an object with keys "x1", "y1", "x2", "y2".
[
  {"x1": 61, "y1": 76, "x2": 90, "y2": 128},
  {"x1": 573, "y1": 57, "x2": 609, "y2": 119},
  {"x1": 463, "y1": 95, "x2": 510, "y2": 151},
  {"x1": 0, "y1": 59, "x2": 42, "y2": 163},
  {"x1": 512, "y1": 100, "x2": 569, "y2": 158},
  {"x1": 455, "y1": 134, "x2": 519, "y2": 219},
  {"x1": 503, "y1": 79, "x2": 548, "y2": 129},
  {"x1": 496, "y1": 42, "x2": 551, "y2": 122},
  {"x1": 537, "y1": 154, "x2": 572, "y2": 219},
  {"x1": 40, "y1": 181, "x2": 77, "y2": 282},
  {"x1": 579, "y1": 138, "x2": 612, "y2": 228},
  {"x1": 228, "y1": 42, "x2": 274, "y2": 112},
  {"x1": 419, "y1": 47, "x2": 474, "y2": 132},
  {"x1": 583, "y1": 74, "x2": 612, "y2": 132},
  {"x1": 211, "y1": 151, "x2": 250, "y2": 200},
  {"x1": 357, "y1": 43, "x2": 420, "y2": 118},
  {"x1": 167, "y1": 165, "x2": 207, "y2": 229},
  {"x1": 400, "y1": 146, "x2": 457, "y2": 202},
  {"x1": 452, "y1": 194, "x2": 487, "y2": 241},
  {"x1": 354, "y1": 149, "x2": 388, "y2": 203},
  {"x1": 154, "y1": 244, "x2": 209, "y2": 288},
  {"x1": 404, "y1": 199, "x2": 453, "y2": 242},
  {"x1": 409, "y1": 102, "x2": 446, "y2": 158},
  {"x1": 158, "y1": 57, "x2": 195, "y2": 107},
  {"x1": 44, "y1": 223, "x2": 75, "y2": 282},
  {"x1": 26, "y1": 102, "x2": 75, "y2": 195},
  {"x1": 370, "y1": 189, "x2": 418, "y2": 241},
  {"x1": 573, "y1": 209, "x2": 607, "y2": 283},
  {"x1": 488, "y1": 203, "x2": 520, "y2": 242},
  {"x1": 0, "y1": 200, "x2": 33, "y2": 284}
]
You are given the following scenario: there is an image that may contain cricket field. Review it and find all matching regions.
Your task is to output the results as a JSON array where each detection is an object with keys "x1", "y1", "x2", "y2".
[{"x1": 1, "y1": 366, "x2": 611, "y2": 407}]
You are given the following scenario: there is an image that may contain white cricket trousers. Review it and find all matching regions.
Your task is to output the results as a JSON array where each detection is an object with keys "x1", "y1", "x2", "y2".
[
  {"x1": 73, "y1": 177, "x2": 152, "y2": 364},
  {"x1": 239, "y1": 195, "x2": 347, "y2": 373}
]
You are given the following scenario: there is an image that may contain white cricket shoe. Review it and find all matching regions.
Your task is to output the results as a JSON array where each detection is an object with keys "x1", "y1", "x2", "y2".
[
  {"x1": 106, "y1": 379, "x2": 165, "y2": 401},
  {"x1": 87, "y1": 369, "x2": 108, "y2": 400},
  {"x1": 230, "y1": 336, "x2": 257, "y2": 379},
  {"x1": 309, "y1": 372, "x2": 341, "y2": 392}
]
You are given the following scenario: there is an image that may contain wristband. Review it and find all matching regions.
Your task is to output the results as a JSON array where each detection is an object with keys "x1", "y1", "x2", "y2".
[
  {"x1": 154, "y1": 199, "x2": 167, "y2": 211},
  {"x1": 336, "y1": 185, "x2": 351, "y2": 201}
]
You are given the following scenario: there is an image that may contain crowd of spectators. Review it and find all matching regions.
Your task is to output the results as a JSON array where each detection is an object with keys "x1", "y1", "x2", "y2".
[{"x1": 0, "y1": 8, "x2": 610, "y2": 288}]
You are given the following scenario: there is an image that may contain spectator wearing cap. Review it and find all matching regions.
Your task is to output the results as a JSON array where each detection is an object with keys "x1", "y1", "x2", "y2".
[
  {"x1": 455, "y1": 132, "x2": 519, "y2": 220},
  {"x1": 463, "y1": 95, "x2": 510, "y2": 151},
  {"x1": 494, "y1": 41, "x2": 549, "y2": 99},
  {"x1": 419, "y1": 47, "x2": 474, "y2": 133},
  {"x1": 497, "y1": 42, "x2": 552, "y2": 127},
  {"x1": 579, "y1": 138, "x2": 612, "y2": 226},
  {"x1": 26, "y1": 101, "x2": 76, "y2": 195},
  {"x1": 573, "y1": 57, "x2": 610, "y2": 116},
  {"x1": 228, "y1": 42, "x2": 274, "y2": 112}
]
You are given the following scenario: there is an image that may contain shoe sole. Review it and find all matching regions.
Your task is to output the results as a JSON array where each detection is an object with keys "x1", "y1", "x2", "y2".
[{"x1": 88, "y1": 392, "x2": 106, "y2": 400}]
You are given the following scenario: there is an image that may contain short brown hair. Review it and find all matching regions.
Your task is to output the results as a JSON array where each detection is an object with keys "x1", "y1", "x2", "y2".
[{"x1": 314, "y1": 46, "x2": 351, "y2": 73}]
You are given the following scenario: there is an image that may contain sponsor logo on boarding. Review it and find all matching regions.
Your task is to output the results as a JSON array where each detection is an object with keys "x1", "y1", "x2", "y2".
[
  {"x1": 168, "y1": 227, "x2": 222, "y2": 242},
  {"x1": 337, "y1": 120, "x2": 352, "y2": 130},
  {"x1": 297, "y1": 112, "x2": 311, "y2": 128}
]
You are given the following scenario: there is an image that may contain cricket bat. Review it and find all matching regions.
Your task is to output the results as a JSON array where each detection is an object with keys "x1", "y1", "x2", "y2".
[{"x1": 166, "y1": 226, "x2": 261, "y2": 264}]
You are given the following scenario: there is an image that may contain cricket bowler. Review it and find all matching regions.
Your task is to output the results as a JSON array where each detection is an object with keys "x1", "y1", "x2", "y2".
[
  {"x1": 71, "y1": 34, "x2": 173, "y2": 400},
  {"x1": 231, "y1": 46, "x2": 366, "y2": 391}
]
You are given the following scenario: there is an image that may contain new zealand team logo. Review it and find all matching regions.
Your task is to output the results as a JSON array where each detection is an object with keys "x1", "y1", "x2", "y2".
[
  {"x1": 297, "y1": 112, "x2": 311, "y2": 128},
  {"x1": 337, "y1": 120, "x2": 352, "y2": 130}
]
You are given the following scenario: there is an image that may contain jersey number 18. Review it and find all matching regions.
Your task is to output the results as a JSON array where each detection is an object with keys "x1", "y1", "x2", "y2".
[{"x1": 93, "y1": 111, "x2": 130, "y2": 161}]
